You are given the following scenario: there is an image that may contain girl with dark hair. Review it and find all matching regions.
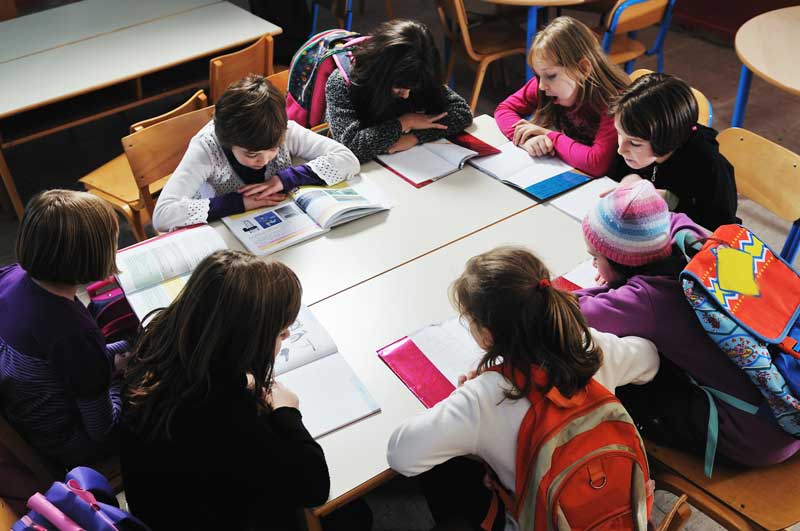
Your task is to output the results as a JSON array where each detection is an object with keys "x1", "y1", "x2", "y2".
[
  {"x1": 579, "y1": 180, "x2": 800, "y2": 470},
  {"x1": 609, "y1": 73, "x2": 738, "y2": 230},
  {"x1": 387, "y1": 246, "x2": 658, "y2": 530},
  {"x1": 325, "y1": 19, "x2": 473, "y2": 162}
]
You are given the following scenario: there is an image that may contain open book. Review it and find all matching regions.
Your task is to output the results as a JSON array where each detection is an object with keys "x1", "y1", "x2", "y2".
[
  {"x1": 552, "y1": 259, "x2": 598, "y2": 292},
  {"x1": 222, "y1": 175, "x2": 391, "y2": 256},
  {"x1": 376, "y1": 138, "x2": 486, "y2": 188},
  {"x1": 116, "y1": 224, "x2": 227, "y2": 321},
  {"x1": 377, "y1": 317, "x2": 485, "y2": 407},
  {"x1": 549, "y1": 176, "x2": 618, "y2": 221},
  {"x1": 276, "y1": 306, "x2": 380, "y2": 438}
]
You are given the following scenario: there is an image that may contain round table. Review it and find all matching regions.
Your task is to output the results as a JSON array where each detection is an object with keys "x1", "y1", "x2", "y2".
[{"x1": 732, "y1": 6, "x2": 800, "y2": 127}]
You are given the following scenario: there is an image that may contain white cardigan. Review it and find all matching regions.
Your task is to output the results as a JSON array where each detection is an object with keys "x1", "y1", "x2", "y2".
[
  {"x1": 153, "y1": 120, "x2": 360, "y2": 232},
  {"x1": 386, "y1": 328, "x2": 659, "y2": 513}
]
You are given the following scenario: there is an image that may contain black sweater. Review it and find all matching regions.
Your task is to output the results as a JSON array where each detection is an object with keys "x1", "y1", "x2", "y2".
[
  {"x1": 121, "y1": 384, "x2": 329, "y2": 530},
  {"x1": 609, "y1": 124, "x2": 739, "y2": 231}
]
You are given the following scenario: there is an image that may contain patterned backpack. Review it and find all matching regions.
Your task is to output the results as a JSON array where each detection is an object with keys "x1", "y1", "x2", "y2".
[
  {"x1": 678, "y1": 225, "x2": 800, "y2": 475},
  {"x1": 286, "y1": 29, "x2": 369, "y2": 129},
  {"x1": 483, "y1": 366, "x2": 653, "y2": 531}
]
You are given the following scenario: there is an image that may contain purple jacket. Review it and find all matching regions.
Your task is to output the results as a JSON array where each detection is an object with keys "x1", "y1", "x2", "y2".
[{"x1": 578, "y1": 213, "x2": 800, "y2": 466}]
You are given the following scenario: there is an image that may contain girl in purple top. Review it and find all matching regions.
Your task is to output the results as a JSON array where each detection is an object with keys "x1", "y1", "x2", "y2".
[
  {"x1": 578, "y1": 180, "x2": 800, "y2": 471},
  {"x1": 0, "y1": 190, "x2": 128, "y2": 468}
]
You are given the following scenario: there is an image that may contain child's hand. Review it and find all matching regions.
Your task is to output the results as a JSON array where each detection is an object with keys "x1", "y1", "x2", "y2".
[
  {"x1": 512, "y1": 119, "x2": 550, "y2": 146},
  {"x1": 458, "y1": 370, "x2": 478, "y2": 387},
  {"x1": 619, "y1": 174, "x2": 643, "y2": 187},
  {"x1": 113, "y1": 352, "x2": 131, "y2": 376},
  {"x1": 267, "y1": 381, "x2": 300, "y2": 410},
  {"x1": 398, "y1": 112, "x2": 449, "y2": 133},
  {"x1": 243, "y1": 192, "x2": 287, "y2": 211},
  {"x1": 387, "y1": 133, "x2": 420, "y2": 154},
  {"x1": 594, "y1": 270, "x2": 608, "y2": 287},
  {"x1": 239, "y1": 175, "x2": 283, "y2": 198},
  {"x1": 521, "y1": 135, "x2": 554, "y2": 157}
]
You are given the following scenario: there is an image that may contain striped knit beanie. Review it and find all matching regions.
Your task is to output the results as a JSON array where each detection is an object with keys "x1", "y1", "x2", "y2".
[{"x1": 582, "y1": 180, "x2": 672, "y2": 267}]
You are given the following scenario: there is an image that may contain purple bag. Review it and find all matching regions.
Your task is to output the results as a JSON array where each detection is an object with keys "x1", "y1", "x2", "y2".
[
  {"x1": 86, "y1": 277, "x2": 138, "y2": 342},
  {"x1": 12, "y1": 467, "x2": 149, "y2": 531}
]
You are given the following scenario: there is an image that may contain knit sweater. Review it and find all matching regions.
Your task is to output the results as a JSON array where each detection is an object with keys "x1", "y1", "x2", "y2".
[
  {"x1": 494, "y1": 76, "x2": 618, "y2": 177},
  {"x1": 152, "y1": 120, "x2": 359, "y2": 232},
  {"x1": 325, "y1": 69, "x2": 473, "y2": 163},
  {"x1": 578, "y1": 213, "x2": 800, "y2": 466}
]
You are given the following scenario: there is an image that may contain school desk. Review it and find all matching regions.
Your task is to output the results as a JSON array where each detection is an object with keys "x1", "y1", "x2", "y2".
[
  {"x1": 0, "y1": 1, "x2": 281, "y2": 219},
  {"x1": 731, "y1": 6, "x2": 800, "y2": 128},
  {"x1": 301, "y1": 204, "x2": 587, "y2": 527}
]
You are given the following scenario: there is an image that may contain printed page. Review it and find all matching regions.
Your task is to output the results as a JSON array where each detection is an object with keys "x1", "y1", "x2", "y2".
[
  {"x1": 274, "y1": 305, "x2": 338, "y2": 376},
  {"x1": 550, "y1": 177, "x2": 618, "y2": 221},
  {"x1": 221, "y1": 201, "x2": 326, "y2": 256},
  {"x1": 126, "y1": 273, "x2": 190, "y2": 322},
  {"x1": 562, "y1": 259, "x2": 598, "y2": 290},
  {"x1": 470, "y1": 141, "x2": 572, "y2": 189},
  {"x1": 423, "y1": 138, "x2": 478, "y2": 168},
  {"x1": 116, "y1": 225, "x2": 226, "y2": 295},
  {"x1": 277, "y1": 352, "x2": 381, "y2": 439},
  {"x1": 376, "y1": 143, "x2": 457, "y2": 184},
  {"x1": 410, "y1": 317, "x2": 485, "y2": 387},
  {"x1": 292, "y1": 175, "x2": 391, "y2": 229}
]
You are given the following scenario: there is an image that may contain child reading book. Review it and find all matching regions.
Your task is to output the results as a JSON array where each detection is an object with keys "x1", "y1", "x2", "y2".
[
  {"x1": 494, "y1": 16, "x2": 629, "y2": 177},
  {"x1": 0, "y1": 190, "x2": 127, "y2": 467},
  {"x1": 153, "y1": 74, "x2": 360, "y2": 232},
  {"x1": 325, "y1": 19, "x2": 473, "y2": 163},
  {"x1": 387, "y1": 246, "x2": 658, "y2": 530},
  {"x1": 608, "y1": 73, "x2": 738, "y2": 230}
]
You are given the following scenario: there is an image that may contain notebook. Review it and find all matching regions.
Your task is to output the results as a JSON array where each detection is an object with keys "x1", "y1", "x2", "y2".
[
  {"x1": 223, "y1": 175, "x2": 391, "y2": 256},
  {"x1": 277, "y1": 305, "x2": 381, "y2": 438},
  {"x1": 552, "y1": 259, "x2": 598, "y2": 292},
  {"x1": 549, "y1": 176, "x2": 618, "y2": 221}
]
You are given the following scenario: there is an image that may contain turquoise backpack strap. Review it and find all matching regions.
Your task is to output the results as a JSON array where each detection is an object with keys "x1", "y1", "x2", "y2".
[{"x1": 675, "y1": 229, "x2": 703, "y2": 262}]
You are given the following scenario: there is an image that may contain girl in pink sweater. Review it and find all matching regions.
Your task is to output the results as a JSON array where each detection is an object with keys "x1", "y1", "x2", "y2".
[{"x1": 495, "y1": 17, "x2": 629, "y2": 176}]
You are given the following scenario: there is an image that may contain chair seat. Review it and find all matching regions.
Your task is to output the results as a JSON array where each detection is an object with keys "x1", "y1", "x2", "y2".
[
  {"x1": 594, "y1": 29, "x2": 647, "y2": 65},
  {"x1": 79, "y1": 155, "x2": 169, "y2": 206},
  {"x1": 469, "y1": 20, "x2": 526, "y2": 56}
]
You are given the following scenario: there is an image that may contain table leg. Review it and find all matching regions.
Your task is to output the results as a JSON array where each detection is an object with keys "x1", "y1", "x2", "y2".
[
  {"x1": 731, "y1": 64, "x2": 752, "y2": 128},
  {"x1": 525, "y1": 6, "x2": 540, "y2": 81},
  {"x1": 0, "y1": 146, "x2": 24, "y2": 219}
]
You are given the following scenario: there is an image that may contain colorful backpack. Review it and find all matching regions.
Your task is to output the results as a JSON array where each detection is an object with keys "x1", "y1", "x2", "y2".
[
  {"x1": 678, "y1": 224, "x2": 800, "y2": 475},
  {"x1": 286, "y1": 29, "x2": 368, "y2": 129},
  {"x1": 13, "y1": 467, "x2": 149, "y2": 531},
  {"x1": 483, "y1": 366, "x2": 652, "y2": 531},
  {"x1": 86, "y1": 277, "x2": 138, "y2": 342}
]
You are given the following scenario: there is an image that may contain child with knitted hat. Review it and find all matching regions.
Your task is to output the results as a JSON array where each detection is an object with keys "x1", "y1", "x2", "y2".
[{"x1": 577, "y1": 180, "x2": 800, "y2": 469}]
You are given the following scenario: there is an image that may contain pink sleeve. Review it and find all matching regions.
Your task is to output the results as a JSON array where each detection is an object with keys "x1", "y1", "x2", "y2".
[
  {"x1": 547, "y1": 112, "x2": 618, "y2": 177},
  {"x1": 494, "y1": 77, "x2": 540, "y2": 140}
]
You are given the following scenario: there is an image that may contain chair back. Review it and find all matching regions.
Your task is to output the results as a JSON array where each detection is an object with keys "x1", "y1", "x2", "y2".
[
  {"x1": 630, "y1": 69, "x2": 713, "y2": 127},
  {"x1": 122, "y1": 106, "x2": 215, "y2": 216},
  {"x1": 718, "y1": 127, "x2": 800, "y2": 224},
  {"x1": 130, "y1": 90, "x2": 208, "y2": 133},
  {"x1": 436, "y1": 0, "x2": 479, "y2": 61},
  {"x1": 266, "y1": 69, "x2": 290, "y2": 97},
  {"x1": 209, "y1": 35, "x2": 274, "y2": 103},
  {"x1": 604, "y1": 0, "x2": 669, "y2": 33}
]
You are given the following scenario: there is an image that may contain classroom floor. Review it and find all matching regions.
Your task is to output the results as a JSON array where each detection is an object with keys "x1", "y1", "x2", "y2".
[{"x1": 4, "y1": 1, "x2": 800, "y2": 529}]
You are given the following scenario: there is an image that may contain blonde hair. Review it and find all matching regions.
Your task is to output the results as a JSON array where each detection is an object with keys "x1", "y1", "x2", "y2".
[
  {"x1": 16, "y1": 189, "x2": 119, "y2": 284},
  {"x1": 529, "y1": 16, "x2": 629, "y2": 143},
  {"x1": 451, "y1": 246, "x2": 602, "y2": 399}
]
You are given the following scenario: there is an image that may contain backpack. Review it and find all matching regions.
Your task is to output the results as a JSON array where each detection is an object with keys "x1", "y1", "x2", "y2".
[
  {"x1": 86, "y1": 277, "x2": 138, "y2": 342},
  {"x1": 483, "y1": 366, "x2": 652, "y2": 531},
  {"x1": 286, "y1": 29, "x2": 369, "y2": 129},
  {"x1": 13, "y1": 466, "x2": 149, "y2": 531},
  {"x1": 678, "y1": 224, "x2": 800, "y2": 475}
]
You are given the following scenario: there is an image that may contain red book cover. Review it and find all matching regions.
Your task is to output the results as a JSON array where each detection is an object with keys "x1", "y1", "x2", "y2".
[
  {"x1": 449, "y1": 132, "x2": 501, "y2": 157},
  {"x1": 552, "y1": 276, "x2": 582, "y2": 292},
  {"x1": 378, "y1": 336, "x2": 455, "y2": 408}
]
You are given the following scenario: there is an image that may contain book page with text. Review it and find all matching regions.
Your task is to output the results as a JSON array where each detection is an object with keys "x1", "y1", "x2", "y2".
[
  {"x1": 550, "y1": 177, "x2": 617, "y2": 221},
  {"x1": 126, "y1": 273, "x2": 190, "y2": 321},
  {"x1": 424, "y1": 139, "x2": 477, "y2": 168},
  {"x1": 274, "y1": 305, "x2": 338, "y2": 376},
  {"x1": 222, "y1": 202, "x2": 326, "y2": 256},
  {"x1": 376, "y1": 143, "x2": 457, "y2": 184},
  {"x1": 410, "y1": 317, "x2": 485, "y2": 387},
  {"x1": 292, "y1": 176, "x2": 387, "y2": 229}
]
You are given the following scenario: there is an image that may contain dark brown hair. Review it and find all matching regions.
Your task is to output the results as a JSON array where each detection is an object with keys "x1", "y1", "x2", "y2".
[
  {"x1": 16, "y1": 189, "x2": 119, "y2": 284},
  {"x1": 124, "y1": 250, "x2": 302, "y2": 441},
  {"x1": 611, "y1": 73, "x2": 699, "y2": 156},
  {"x1": 214, "y1": 74, "x2": 287, "y2": 151},
  {"x1": 451, "y1": 246, "x2": 602, "y2": 399}
]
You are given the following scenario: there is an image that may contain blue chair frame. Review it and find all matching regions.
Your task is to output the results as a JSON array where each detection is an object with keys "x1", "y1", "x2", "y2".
[
  {"x1": 310, "y1": 0, "x2": 353, "y2": 37},
  {"x1": 601, "y1": 0, "x2": 677, "y2": 74}
]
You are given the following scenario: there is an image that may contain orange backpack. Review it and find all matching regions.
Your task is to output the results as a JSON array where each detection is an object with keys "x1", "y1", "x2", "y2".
[{"x1": 483, "y1": 366, "x2": 653, "y2": 531}]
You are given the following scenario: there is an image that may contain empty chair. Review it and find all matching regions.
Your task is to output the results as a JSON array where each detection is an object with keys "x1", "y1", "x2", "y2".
[
  {"x1": 600, "y1": 0, "x2": 677, "y2": 73},
  {"x1": 310, "y1": 0, "x2": 353, "y2": 36},
  {"x1": 209, "y1": 35, "x2": 274, "y2": 104}
]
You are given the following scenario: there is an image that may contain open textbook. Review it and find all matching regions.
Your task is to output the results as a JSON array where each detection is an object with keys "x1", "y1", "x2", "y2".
[
  {"x1": 116, "y1": 224, "x2": 227, "y2": 321},
  {"x1": 276, "y1": 305, "x2": 380, "y2": 438},
  {"x1": 378, "y1": 317, "x2": 485, "y2": 407},
  {"x1": 376, "y1": 138, "x2": 484, "y2": 187},
  {"x1": 223, "y1": 175, "x2": 391, "y2": 256},
  {"x1": 549, "y1": 176, "x2": 618, "y2": 221}
]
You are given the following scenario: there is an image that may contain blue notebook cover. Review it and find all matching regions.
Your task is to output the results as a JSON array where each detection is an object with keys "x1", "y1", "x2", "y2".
[{"x1": 524, "y1": 171, "x2": 590, "y2": 201}]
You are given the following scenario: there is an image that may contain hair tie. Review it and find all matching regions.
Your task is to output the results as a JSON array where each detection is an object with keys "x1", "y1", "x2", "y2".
[
  {"x1": 691, "y1": 125, "x2": 698, "y2": 132},
  {"x1": 538, "y1": 279, "x2": 551, "y2": 289}
]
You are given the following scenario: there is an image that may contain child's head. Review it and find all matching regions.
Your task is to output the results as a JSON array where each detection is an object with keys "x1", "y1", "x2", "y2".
[
  {"x1": 214, "y1": 74, "x2": 287, "y2": 169},
  {"x1": 351, "y1": 19, "x2": 446, "y2": 122},
  {"x1": 125, "y1": 250, "x2": 302, "y2": 440},
  {"x1": 611, "y1": 73, "x2": 699, "y2": 169},
  {"x1": 16, "y1": 189, "x2": 119, "y2": 285},
  {"x1": 582, "y1": 180, "x2": 673, "y2": 286},
  {"x1": 529, "y1": 17, "x2": 628, "y2": 127},
  {"x1": 451, "y1": 246, "x2": 602, "y2": 399}
]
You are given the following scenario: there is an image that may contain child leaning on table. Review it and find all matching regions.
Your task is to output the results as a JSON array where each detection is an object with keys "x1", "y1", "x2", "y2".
[
  {"x1": 387, "y1": 246, "x2": 658, "y2": 530},
  {"x1": 153, "y1": 74, "x2": 359, "y2": 232},
  {"x1": 494, "y1": 16, "x2": 629, "y2": 177}
]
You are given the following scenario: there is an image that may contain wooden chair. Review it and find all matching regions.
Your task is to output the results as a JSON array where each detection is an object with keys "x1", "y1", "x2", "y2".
[
  {"x1": 630, "y1": 68, "x2": 713, "y2": 127},
  {"x1": 436, "y1": 0, "x2": 526, "y2": 112},
  {"x1": 654, "y1": 494, "x2": 692, "y2": 531},
  {"x1": 122, "y1": 105, "x2": 216, "y2": 218},
  {"x1": 717, "y1": 127, "x2": 800, "y2": 263},
  {"x1": 599, "y1": 0, "x2": 677, "y2": 74},
  {"x1": 647, "y1": 439, "x2": 800, "y2": 530},
  {"x1": 209, "y1": 35, "x2": 275, "y2": 104},
  {"x1": 0, "y1": 496, "x2": 18, "y2": 528},
  {"x1": 310, "y1": 0, "x2": 353, "y2": 37},
  {"x1": 0, "y1": 0, "x2": 15, "y2": 21},
  {"x1": 80, "y1": 90, "x2": 209, "y2": 241}
]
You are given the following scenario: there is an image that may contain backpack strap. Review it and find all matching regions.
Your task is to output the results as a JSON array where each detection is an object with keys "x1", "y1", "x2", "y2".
[
  {"x1": 674, "y1": 229, "x2": 703, "y2": 261},
  {"x1": 331, "y1": 35, "x2": 370, "y2": 86}
]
